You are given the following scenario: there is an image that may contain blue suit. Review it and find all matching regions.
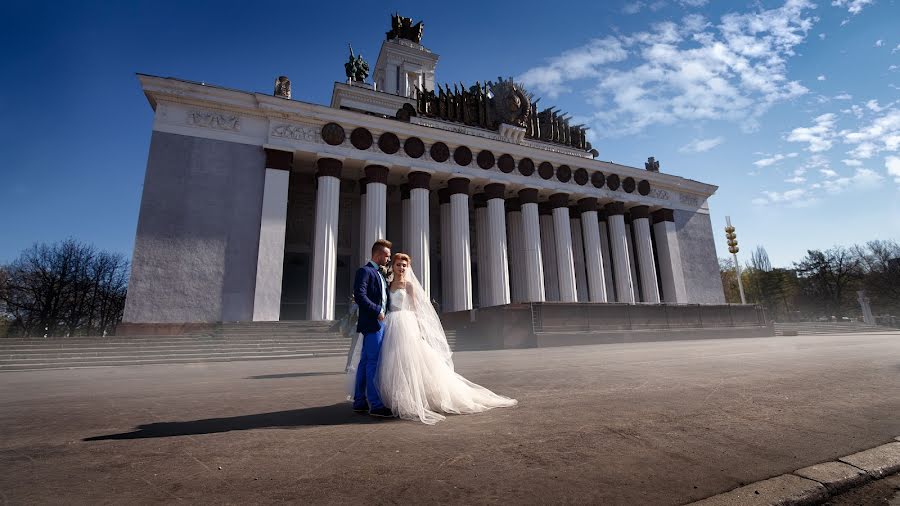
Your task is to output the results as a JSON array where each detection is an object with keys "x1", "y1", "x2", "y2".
[{"x1": 352, "y1": 262, "x2": 391, "y2": 410}]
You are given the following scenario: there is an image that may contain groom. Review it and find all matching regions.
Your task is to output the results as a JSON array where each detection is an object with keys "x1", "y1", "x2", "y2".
[{"x1": 352, "y1": 239, "x2": 393, "y2": 418}]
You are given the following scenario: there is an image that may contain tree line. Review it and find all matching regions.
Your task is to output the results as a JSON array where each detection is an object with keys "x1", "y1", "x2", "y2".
[
  {"x1": 0, "y1": 239, "x2": 128, "y2": 337},
  {"x1": 720, "y1": 240, "x2": 900, "y2": 323}
]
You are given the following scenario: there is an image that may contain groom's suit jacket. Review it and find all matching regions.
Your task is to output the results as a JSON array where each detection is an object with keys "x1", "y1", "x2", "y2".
[{"x1": 353, "y1": 262, "x2": 391, "y2": 335}]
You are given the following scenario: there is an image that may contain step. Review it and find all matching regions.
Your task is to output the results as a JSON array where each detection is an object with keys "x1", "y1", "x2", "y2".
[
  {"x1": 0, "y1": 348, "x2": 353, "y2": 365},
  {"x1": 0, "y1": 352, "x2": 350, "y2": 372}
]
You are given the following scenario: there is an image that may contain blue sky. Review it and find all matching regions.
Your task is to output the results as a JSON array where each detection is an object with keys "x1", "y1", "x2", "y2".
[{"x1": 1, "y1": 0, "x2": 898, "y2": 267}]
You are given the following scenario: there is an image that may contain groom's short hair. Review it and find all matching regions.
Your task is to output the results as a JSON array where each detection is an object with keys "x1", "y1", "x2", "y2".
[{"x1": 371, "y1": 239, "x2": 392, "y2": 255}]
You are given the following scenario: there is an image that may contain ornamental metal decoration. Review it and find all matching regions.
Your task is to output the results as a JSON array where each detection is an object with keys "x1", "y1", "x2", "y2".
[{"x1": 386, "y1": 13, "x2": 424, "y2": 44}]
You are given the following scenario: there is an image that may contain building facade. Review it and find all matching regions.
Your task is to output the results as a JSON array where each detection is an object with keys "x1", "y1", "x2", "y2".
[{"x1": 123, "y1": 18, "x2": 725, "y2": 325}]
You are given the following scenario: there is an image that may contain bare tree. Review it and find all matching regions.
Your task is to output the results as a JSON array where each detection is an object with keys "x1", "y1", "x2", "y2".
[{"x1": 794, "y1": 246, "x2": 862, "y2": 317}]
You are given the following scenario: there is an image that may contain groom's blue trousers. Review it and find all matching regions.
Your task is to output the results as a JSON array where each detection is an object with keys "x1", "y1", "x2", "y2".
[{"x1": 353, "y1": 322, "x2": 385, "y2": 410}]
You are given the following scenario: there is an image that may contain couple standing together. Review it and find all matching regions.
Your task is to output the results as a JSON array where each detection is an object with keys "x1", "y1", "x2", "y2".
[{"x1": 348, "y1": 239, "x2": 517, "y2": 424}]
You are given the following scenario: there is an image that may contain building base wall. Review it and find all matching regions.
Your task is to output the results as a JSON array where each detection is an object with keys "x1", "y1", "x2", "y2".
[
  {"x1": 674, "y1": 209, "x2": 726, "y2": 304},
  {"x1": 122, "y1": 131, "x2": 265, "y2": 324}
]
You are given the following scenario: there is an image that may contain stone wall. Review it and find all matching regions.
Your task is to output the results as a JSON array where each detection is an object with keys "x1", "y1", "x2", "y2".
[
  {"x1": 674, "y1": 209, "x2": 726, "y2": 304},
  {"x1": 123, "y1": 131, "x2": 265, "y2": 323}
]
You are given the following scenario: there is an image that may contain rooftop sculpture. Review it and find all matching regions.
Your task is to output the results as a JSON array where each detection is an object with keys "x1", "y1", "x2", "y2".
[{"x1": 386, "y1": 13, "x2": 424, "y2": 44}]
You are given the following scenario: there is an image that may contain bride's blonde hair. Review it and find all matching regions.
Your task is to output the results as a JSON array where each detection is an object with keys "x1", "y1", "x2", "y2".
[{"x1": 393, "y1": 253, "x2": 412, "y2": 266}]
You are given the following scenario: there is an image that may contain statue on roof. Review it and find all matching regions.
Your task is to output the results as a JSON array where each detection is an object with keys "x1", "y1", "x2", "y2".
[
  {"x1": 645, "y1": 157, "x2": 660, "y2": 172},
  {"x1": 386, "y1": 13, "x2": 424, "y2": 44},
  {"x1": 344, "y1": 44, "x2": 369, "y2": 83}
]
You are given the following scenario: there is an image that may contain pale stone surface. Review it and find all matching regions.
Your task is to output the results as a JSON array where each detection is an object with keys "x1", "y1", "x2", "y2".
[
  {"x1": 653, "y1": 219, "x2": 688, "y2": 303},
  {"x1": 632, "y1": 217, "x2": 661, "y2": 303},
  {"x1": 607, "y1": 215, "x2": 635, "y2": 303},
  {"x1": 539, "y1": 213, "x2": 559, "y2": 302},
  {"x1": 689, "y1": 474, "x2": 828, "y2": 506},
  {"x1": 449, "y1": 193, "x2": 472, "y2": 311},
  {"x1": 484, "y1": 199, "x2": 510, "y2": 307},
  {"x1": 124, "y1": 131, "x2": 264, "y2": 323},
  {"x1": 408, "y1": 188, "x2": 430, "y2": 296},
  {"x1": 252, "y1": 168, "x2": 289, "y2": 321},
  {"x1": 839, "y1": 442, "x2": 900, "y2": 478},
  {"x1": 675, "y1": 209, "x2": 726, "y2": 304},
  {"x1": 552, "y1": 208, "x2": 576, "y2": 302},
  {"x1": 308, "y1": 175, "x2": 340, "y2": 321},
  {"x1": 521, "y1": 204, "x2": 545, "y2": 302},
  {"x1": 793, "y1": 461, "x2": 871, "y2": 492}
]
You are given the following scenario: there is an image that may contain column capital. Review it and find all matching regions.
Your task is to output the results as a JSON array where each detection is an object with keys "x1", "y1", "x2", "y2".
[
  {"x1": 484, "y1": 182, "x2": 506, "y2": 200},
  {"x1": 518, "y1": 188, "x2": 539, "y2": 204},
  {"x1": 315, "y1": 152, "x2": 346, "y2": 162},
  {"x1": 437, "y1": 187, "x2": 451, "y2": 205},
  {"x1": 358, "y1": 177, "x2": 369, "y2": 195},
  {"x1": 630, "y1": 205, "x2": 650, "y2": 220},
  {"x1": 652, "y1": 208, "x2": 675, "y2": 224},
  {"x1": 400, "y1": 184, "x2": 410, "y2": 200},
  {"x1": 473, "y1": 193, "x2": 487, "y2": 208},
  {"x1": 316, "y1": 157, "x2": 342, "y2": 179},
  {"x1": 408, "y1": 171, "x2": 432, "y2": 190},
  {"x1": 264, "y1": 148, "x2": 293, "y2": 171},
  {"x1": 505, "y1": 197, "x2": 521, "y2": 212},
  {"x1": 578, "y1": 197, "x2": 598, "y2": 214},
  {"x1": 364, "y1": 164, "x2": 389, "y2": 184},
  {"x1": 604, "y1": 201, "x2": 626, "y2": 216},
  {"x1": 447, "y1": 177, "x2": 470, "y2": 196},
  {"x1": 549, "y1": 193, "x2": 570, "y2": 209}
]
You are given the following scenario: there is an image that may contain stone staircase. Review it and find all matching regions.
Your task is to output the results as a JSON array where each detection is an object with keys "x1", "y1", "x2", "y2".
[
  {"x1": 0, "y1": 322, "x2": 460, "y2": 372},
  {"x1": 773, "y1": 321, "x2": 895, "y2": 336}
]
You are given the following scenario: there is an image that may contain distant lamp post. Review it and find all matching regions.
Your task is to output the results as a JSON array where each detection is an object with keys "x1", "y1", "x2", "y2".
[{"x1": 725, "y1": 216, "x2": 746, "y2": 304}]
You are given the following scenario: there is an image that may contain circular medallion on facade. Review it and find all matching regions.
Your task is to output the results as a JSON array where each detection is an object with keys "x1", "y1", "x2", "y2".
[
  {"x1": 498, "y1": 154, "x2": 515, "y2": 173},
  {"x1": 623, "y1": 177, "x2": 636, "y2": 193},
  {"x1": 638, "y1": 179, "x2": 651, "y2": 196},
  {"x1": 591, "y1": 171, "x2": 605, "y2": 188},
  {"x1": 538, "y1": 161, "x2": 554, "y2": 179},
  {"x1": 454, "y1": 146, "x2": 473, "y2": 166},
  {"x1": 607, "y1": 174, "x2": 621, "y2": 191},
  {"x1": 430, "y1": 142, "x2": 450, "y2": 162},
  {"x1": 378, "y1": 132, "x2": 400, "y2": 154},
  {"x1": 321, "y1": 122, "x2": 345, "y2": 146},
  {"x1": 350, "y1": 127, "x2": 373, "y2": 150},
  {"x1": 574, "y1": 168, "x2": 589, "y2": 185},
  {"x1": 476, "y1": 150, "x2": 495, "y2": 170},
  {"x1": 404, "y1": 137, "x2": 425, "y2": 158},
  {"x1": 490, "y1": 79, "x2": 532, "y2": 128},
  {"x1": 518, "y1": 157, "x2": 535, "y2": 176},
  {"x1": 556, "y1": 165, "x2": 572, "y2": 183}
]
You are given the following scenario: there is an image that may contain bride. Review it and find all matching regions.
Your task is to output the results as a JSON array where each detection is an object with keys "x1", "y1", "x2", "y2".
[{"x1": 348, "y1": 253, "x2": 517, "y2": 424}]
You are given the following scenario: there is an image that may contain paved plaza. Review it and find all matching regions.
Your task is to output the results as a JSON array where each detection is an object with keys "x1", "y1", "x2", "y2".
[{"x1": 1, "y1": 332, "x2": 899, "y2": 505}]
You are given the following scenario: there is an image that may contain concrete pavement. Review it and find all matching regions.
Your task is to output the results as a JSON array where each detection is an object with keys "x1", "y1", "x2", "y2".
[{"x1": 1, "y1": 332, "x2": 899, "y2": 504}]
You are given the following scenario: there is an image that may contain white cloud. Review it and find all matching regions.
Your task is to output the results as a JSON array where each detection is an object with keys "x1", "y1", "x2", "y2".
[
  {"x1": 822, "y1": 168, "x2": 884, "y2": 193},
  {"x1": 519, "y1": 0, "x2": 815, "y2": 136},
  {"x1": 817, "y1": 75, "x2": 826, "y2": 81},
  {"x1": 753, "y1": 152, "x2": 799, "y2": 167},
  {"x1": 865, "y1": 99, "x2": 884, "y2": 112},
  {"x1": 834, "y1": 93, "x2": 853, "y2": 100},
  {"x1": 818, "y1": 33, "x2": 826, "y2": 40},
  {"x1": 886, "y1": 156, "x2": 900, "y2": 184},
  {"x1": 785, "y1": 175, "x2": 807, "y2": 183},
  {"x1": 843, "y1": 108, "x2": 900, "y2": 159},
  {"x1": 786, "y1": 113, "x2": 838, "y2": 152},
  {"x1": 893, "y1": 44, "x2": 900, "y2": 54},
  {"x1": 875, "y1": 39, "x2": 884, "y2": 47},
  {"x1": 622, "y1": 2, "x2": 644, "y2": 14},
  {"x1": 831, "y1": 0, "x2": 875, "y2": 15},
  {"x1": 679, "y1": 0, "x2": 709, "y2": 6},
  {"x1": 679, "y1": 136, "x2": 725, "y2": 153},
  {"x1": 820, "y1": 168, "x2": 839, "y2": 178},
  {"x1": 842, "y1": 159, "x2": 863, "y2": 166}
]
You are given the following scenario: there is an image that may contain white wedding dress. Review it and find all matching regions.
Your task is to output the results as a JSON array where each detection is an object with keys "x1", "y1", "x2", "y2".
[{"x1": 347, "y1": 271, "x2": 517, "y2": 425}]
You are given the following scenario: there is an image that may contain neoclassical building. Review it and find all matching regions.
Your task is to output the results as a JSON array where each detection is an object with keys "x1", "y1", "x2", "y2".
[{"x1": 122, "y1": 16, "x2": 725, "y2": 327}]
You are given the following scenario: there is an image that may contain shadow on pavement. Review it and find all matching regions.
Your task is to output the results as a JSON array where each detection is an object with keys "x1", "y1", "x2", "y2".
[
  {"x1": 246, "y1": 371, "x2": 346, "y2": 379},
  {"x1": 83, "y1": 403, "x2": 382, "y2": 441}
]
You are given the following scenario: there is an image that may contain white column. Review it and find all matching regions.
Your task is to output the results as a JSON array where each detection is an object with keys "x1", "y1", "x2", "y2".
[
  {"x1": 624, "y1": 222, "x2": 641, "y2": 302},
  {"x1": 630, "y1": 206, "x2": 661, "y2": 304},
  {"x1": 539, "y1": 208, "x2": 560, "y2": 302},
  {"x1": 308, "y1": 158, "x2": 342, "y2": 321},
  {"x1": 519, "y1": 189, "x2": 545, "y2": 302},
  {"x1": 598, "y1": 217, "x2": 616, "y2": 301},
  {"x1": 570, "y1": 210, "x2": 588, "y2": 302},
  {"x1": 606, "y1": 203, "x2": 635, "y2": 303},
  {"x1": 439, "y1": 189, "x2": 452, "y2": 309},
  {"x1": 408, "y1": 172, "x2": 431, "y2": 297},
  {"x1": 448, "y1": 178, "x2": 472, "y2": 311},
  {"x1": 506, "y1": 205, "x2": 524, "y2": 303},
  {"x1": 401, "y1": 185, "x2": 410, "y2": 253},
  {"x1": 550, "y1": 194, "x2": 577, "y2": 302},
  {"x1": 652, "y1": 209, "x2": 688, "y2": 303},
  {"x1": 252, "y1": 156, "x2": 291, "y2": 321},
  {"x1": 357, "y1": 180, "x2": 368, "y2": 267},
  {"x1": 474, "y1": 198, "x2": 488, "y2": 307},
  {"x1": 484, "y1": 183, "x2": 510, "y2": 307},
  {"x1": 579, "y1": 199, "x2": 608, "y2": 303},
  {"x1": 363, "y1": 165, "x2": 388, "y2": 258}
]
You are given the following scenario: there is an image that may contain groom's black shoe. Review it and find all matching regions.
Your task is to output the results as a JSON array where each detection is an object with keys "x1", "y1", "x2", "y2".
[
  {"x1": 369, "y1": 407, "x2": 394, "y2": 418},
  {"x1": 352, "y1": 404, "x2": 368, "y2": 414}
]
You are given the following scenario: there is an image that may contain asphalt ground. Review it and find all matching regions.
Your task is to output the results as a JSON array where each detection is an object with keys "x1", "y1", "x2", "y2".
[{"x1": 1, "y1": 332, "x2": 899, "y2": 505}]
